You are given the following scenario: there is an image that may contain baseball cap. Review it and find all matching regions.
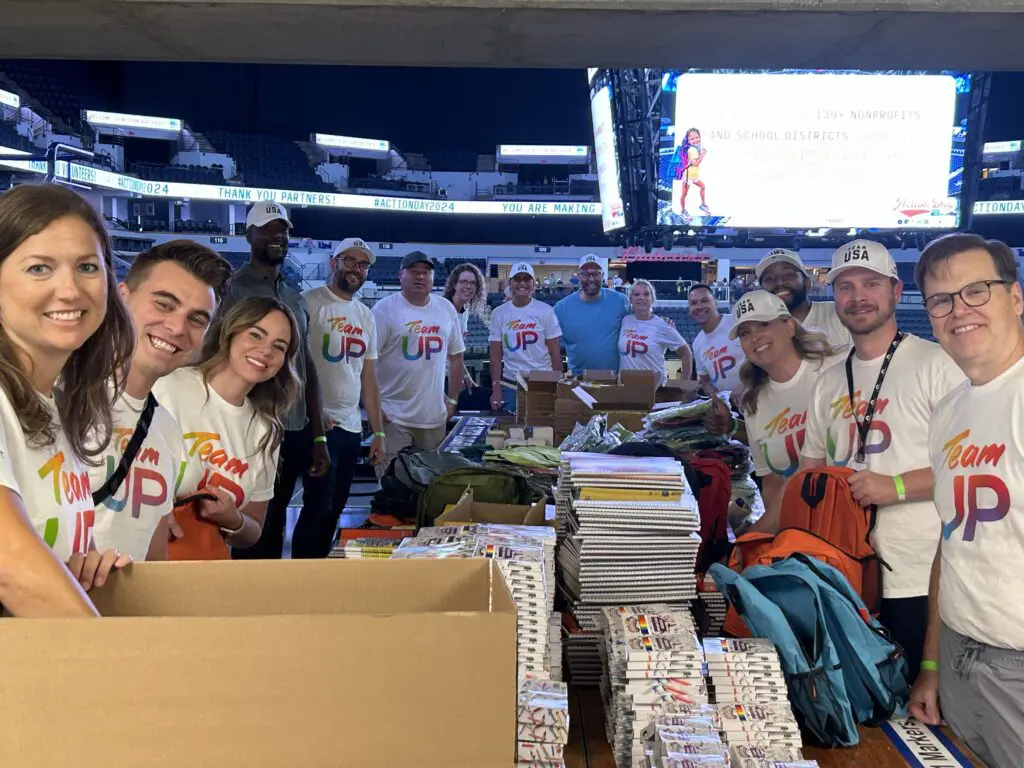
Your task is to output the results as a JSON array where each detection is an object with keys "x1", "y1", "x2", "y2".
[
  {"x1": 400, "y1": 250, "x2": 434, "y2": 270},
  {"x1": 729, "y1": 290, "x2": 793, "y2": 339},
  {"x1": 579, "y1": 253, "x2": 605, "y2": 272},
  {"x1": 826, "y1": 239, "x2": 898, "y2": 285},
  {"x1": 755, "y1": 248, "x2": 808, "y2": 280},
  {"x1": 510, "y1": 262, "x2": 535, "y2": 279},
  {"x1": 334, "y1": 237, "x2": 376, "y2": 265},
  {"x1": 245, "y1": 202, "x2": 292, "y2": 230}
]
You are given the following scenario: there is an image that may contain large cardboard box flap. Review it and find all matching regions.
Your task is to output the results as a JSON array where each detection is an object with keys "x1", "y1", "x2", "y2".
[
  {"x1": 515, "y1": 369, "x2": 562, "y2": 393},
  {"x1": 435, "y1": 486, "x2": 552, "y2": 528},
  {"x1": 0, "y1": 559, "x2": 517, "y2": 768},
  {"x1": 656, "y1": 378, "x2": 702, "y2": 403},
  {"x1": 572, "y1": 383, "x2": 656, "y2": 411},
  {"x1": 618, "y1": 369, "x2": 659, "y2": 390}
]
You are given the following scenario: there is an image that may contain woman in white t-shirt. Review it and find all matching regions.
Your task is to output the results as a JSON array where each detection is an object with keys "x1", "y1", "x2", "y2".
[
  {"x1": 0, "y1": 184, "x2": 136, "y2": 614},
  {"x1": 618, "y1": 280, "x2": 693, "y2": 385},
  {"x1": 444, "y1": 262, "x2": 486, "y2": 393},
  {"x1": 710, "y1": 290, "x2": 842, "y2": 529},
  {"x1": 153, "y1": 296, "x2": 301, "y2": 560}
]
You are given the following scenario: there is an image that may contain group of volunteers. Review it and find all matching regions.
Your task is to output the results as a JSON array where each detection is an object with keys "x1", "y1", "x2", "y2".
[{"x1": 0, "y1": 181, "x2": 1019, "y2": 765}]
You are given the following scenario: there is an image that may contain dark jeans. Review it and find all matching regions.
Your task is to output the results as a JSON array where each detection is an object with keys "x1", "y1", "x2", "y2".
[
  {"x1": 233, "y1": 426, "x2": 310, "y2": 561},
  {"x1": 879, "y1": 595, "x2": 929, "y2": 686},
  {"x1": 292, "y1": 427, "x2": 362, "y2": 559}
]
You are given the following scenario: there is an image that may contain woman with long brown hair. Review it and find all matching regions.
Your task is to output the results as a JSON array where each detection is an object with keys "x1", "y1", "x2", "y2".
[
  {"x1": 153, "y1": 296, "x2": 301, "y2": 559},
  {"x1": 0, "y1": 183, "x2": 135, "y2": 615},
  {"x1": 444, "y1": 262, "x2": 485, "y2": 393}
]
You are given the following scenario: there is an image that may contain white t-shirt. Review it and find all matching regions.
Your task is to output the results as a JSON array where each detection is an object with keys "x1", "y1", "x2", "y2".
[
  {"x1": 89, "y1": 391, "x2": 186, "y2": 561},
  {"x1": 458, "y1": 307, "x2": 470, "y2": 339},
  {"x1": 489, "y1": 298, "x2": 562, "y2": 381},
  {"x1": 804, "y1": 301, "x2": 852, "y2": 349},
  {"x1": 931, "y1": 355, "x2": 1024, "y2": 650},
  {"x1": 743, "y1": 355, "x2": 844, "y2": 479},
  {"x1": 693, "y1": 314, "x2": 745, "y2": 393},
  {"x1": 0, "y1": 389, "x2": 93, "y2": 561},
  {"x1": 152, "y1": 368, "x2": 279, "y2": 512},
  {"x1": 303, "y1": 286, "x2": 378, "y2": 435},
  {"x1": 802, "y1": 334, "x2": 965, "y2": 598},
  {"x1": 373, "y1": 293, "x2": 466, "y2": 429},
  {"x1": 617, "y1": 315, "x2": 688, "y2": 386}
]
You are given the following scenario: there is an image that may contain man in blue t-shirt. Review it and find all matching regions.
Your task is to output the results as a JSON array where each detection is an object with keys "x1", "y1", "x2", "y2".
[{"x1": 555, "y1": 254, "x2": 631, "y2": 374}]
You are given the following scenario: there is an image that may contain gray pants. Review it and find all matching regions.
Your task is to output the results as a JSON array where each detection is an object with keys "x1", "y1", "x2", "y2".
[
  {"x1": 377, "y1": 420, "x2": 447, "y2": 477},
  {"x1": 940, "y1": 622, "x2": 1024, "y2": 768}
]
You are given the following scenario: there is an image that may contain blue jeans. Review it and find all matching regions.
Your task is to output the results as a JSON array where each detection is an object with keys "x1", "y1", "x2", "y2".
[{"x1": 501, "y1": 386, "x2": 518, "y2": 413}]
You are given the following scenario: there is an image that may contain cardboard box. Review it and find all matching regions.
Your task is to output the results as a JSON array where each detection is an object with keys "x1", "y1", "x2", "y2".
[
  {"x1": 582, "y1": 369, "x2": 617, "y2": 383},
  {"x1": 554, "y1": 383, "x2": 656, "y2": 441},
  {"x1": 618, "y1": 369, "x2": 660, "y2": 390},
  {"x1": 515, "y1": 370, "x2": 562, "y2": 426},
  {"x1": 656, "y1": 378, "x2": 702, "y2": 403},
  {"x1": 435, "y1": 487, "x2": 553, "y2": 529},
  {"x1": 0, "y1": 559, "x2": 517, "y2": 768}
]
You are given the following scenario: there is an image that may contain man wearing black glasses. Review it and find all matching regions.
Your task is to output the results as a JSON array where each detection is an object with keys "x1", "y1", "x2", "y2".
[
  {"x1": 799, "y1": 239, "x2": 963, "y2": 682},
  {"x1": 294, "y1": 238, "x2": 385, "y2": 557},
  {"x1": 909, "y1": 234, "x2": 1024, "y2": 766}
]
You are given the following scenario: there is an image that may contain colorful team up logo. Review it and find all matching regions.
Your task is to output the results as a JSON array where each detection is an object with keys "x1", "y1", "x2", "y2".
[
  {"x1": 622, "y1": 328, "x2": 649, "y2": 358},
  {"x1": 322, "y1": 315, "x2": 367, "y2": 363},
  {"x1": 939, "y1": 429, "x2": 1010, "y2": 542},
  {"x1": 759, "y1": 407, "x2": 807, "y2": 477},
  {"x1": 824, "y1": 391, "x2": 893, "y2": 464},
  {"x1": 99, "y1": 427, "x2": 170, "y2": 520},
  {"x1": 504, "y1": 319, "x2": 540, "y2": 352},
  {"x1": 181, "y1": 431, "x2": 253, "y2": 509},
  {"x1": 703, "y1": 344, "x2": 737, "y2": 384},
  {"x1": 38, "y1": 450, "x2": 94, "y2": 554},
  {"x1": 402, "y1": 319, "x2": 444, "y2": 361}
]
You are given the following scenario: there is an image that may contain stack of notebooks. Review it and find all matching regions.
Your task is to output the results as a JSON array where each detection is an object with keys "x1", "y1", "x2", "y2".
[
  {"x1": 328, "y1": 537, "x2": 402, "y2": 559},
  {"x1": 391, "y1": 523, "x2": 560, "y2": 682},
  {"x1": 696, "y1": 577, "x2": 728, "y2": 636},
  {"x1": 704, "y1": 638, "x2": 792, "y2": 710},
  {"x1": 600, "y1": 605, "x2": 708, "y2": 768},
  {"x1": 517, "y1": 678, "x2": 569, "y2": 767},
  {"x1": 554, "y1": 453, "x2": 701, "y2": 685}
]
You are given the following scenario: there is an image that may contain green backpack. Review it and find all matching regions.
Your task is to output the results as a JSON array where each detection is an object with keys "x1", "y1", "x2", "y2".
[{"x1": 417, "y1": 466, "x2": 534, "y2": 529}]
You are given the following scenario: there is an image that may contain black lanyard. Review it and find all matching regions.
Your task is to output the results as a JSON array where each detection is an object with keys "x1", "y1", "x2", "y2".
[{"x1": 845, "y1": 331, "x2": 904, "y2": 464}]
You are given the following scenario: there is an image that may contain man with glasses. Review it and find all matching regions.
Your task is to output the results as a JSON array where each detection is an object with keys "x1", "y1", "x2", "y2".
[
  {"x1": 555, "y1": 254, "x2": 630, "y2": 375},
  {"x1": 756, "y1": 248, "x2": 850, "y2": 348},
  {"x1": 296, "y1": 238, "x2": 385, "y2": 557},
  {"x1": 799, "y1": 240, "x2": 963, "y2": 679},
  {"x1": 908, "y1": 234, "x2": 1024, "y2": 766}
]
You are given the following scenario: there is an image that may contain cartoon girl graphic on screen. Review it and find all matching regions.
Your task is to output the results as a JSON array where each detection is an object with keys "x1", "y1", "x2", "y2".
[{"x1": 670, "y1": 127, "x2": 710, "y2": 219}]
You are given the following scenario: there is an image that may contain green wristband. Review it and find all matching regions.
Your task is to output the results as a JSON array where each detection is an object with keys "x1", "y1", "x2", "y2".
[
  {"x1": 893, "y1": 474, "x2": 907, "y2": 502},
  {"x1": 920, "y1": 660, "x2": 939, "y2": 673},
  {"x1": 313, "y1": 435, "x2": 327, "y2": 445},
  {"x1": 373, "y1": 431, "x2": 386, "y2": 439},
  {"x1": 728, "y1": 416, "x2": 740, "y2": 437}
]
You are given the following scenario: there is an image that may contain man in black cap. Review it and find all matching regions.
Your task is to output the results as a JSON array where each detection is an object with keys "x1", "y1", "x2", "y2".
[{"x1": 371, "y1": 251, "x2": 466, "y2": 472}]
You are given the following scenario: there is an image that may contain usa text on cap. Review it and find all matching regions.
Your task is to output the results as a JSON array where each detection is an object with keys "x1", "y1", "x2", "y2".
[
  {"x1": 826, "y1": 239, "x2": 898, "y2": 284},
  {"x1": 335, "y1": 237, "x2": 376, "y2": 265},
  {"x1": 729, "y1": 290, "x2": 793, "y2": 339},
  {"x1": 755, "y1": 249, "x2": 808, "y2": 281},
  {"x1": 246, "y1": 202, "x2": 292, "y2": 230},
  {"x1": 510, "y1": 262, "x2": 535, "y2": 279}
]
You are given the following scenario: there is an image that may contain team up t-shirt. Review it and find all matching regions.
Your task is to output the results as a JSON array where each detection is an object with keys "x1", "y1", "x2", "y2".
[
  {"x1": 90, "y1": 390, "x2": 186, "y2": 561},
  {"x1": 152, "y1": 367, "x2": 279, "y2": 512},
  {"x1": 743, "y1": 356, "x2": 844, "y2": 479},
  {"x1": 692, "y1": 314, "x2": 745, "y2": 394},
  {"x1": 617, "y1": 315, "x2": 689, "y2": 386},
  {"x1": 802, "y1": 334, "x2": 965, "y2": 598},
  {"x1": 489, "y1": 298, "x2": 562, "y2": 381},
  {"x1": 931, "y1": 355, "x2": 1024, "y2": 651},
  {"x1": 0, "y1": 389, "x2": 93, "y2": 562},
  {"x1": 373, "y1": 293, "x2": 466, "y2": 429},
  {"x1": 304, "y1": 286, "x2": 378, "y2": 435},
  {"x1": 554, "y1": 288, "x2": 630, "y2": 374},
  {"x1": 803, "y1": 301, "x2": 852, "y2": 349}
]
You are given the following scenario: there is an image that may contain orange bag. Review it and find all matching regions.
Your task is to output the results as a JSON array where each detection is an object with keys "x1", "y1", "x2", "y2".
[
  {"x1": 723, "y1": 467, "x2": 883, "y2": 637},
  {"x1": 167, "y1": 501, "x2": 230, "y2": 561}
]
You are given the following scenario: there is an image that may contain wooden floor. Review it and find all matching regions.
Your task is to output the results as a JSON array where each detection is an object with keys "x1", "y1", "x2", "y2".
[{"x1": 563, "y1": 687, "x2": 977, "y2": 768}]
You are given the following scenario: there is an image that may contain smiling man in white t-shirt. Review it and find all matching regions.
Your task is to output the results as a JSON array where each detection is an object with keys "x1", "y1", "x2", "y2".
[
  {"x1": 688, "y1": 283, "x2": 745, "y2": 393},
  {"x1": 907, "y1": 233, "x2": 1024, "y2": 766},
  {"x1": 755, "y1": 248, "x2": 851, "y2": 349},
  {"x1": 90, "y1": 241, "x2": 231, "y2": 562},
  {"x1": 800, "y1": 239, "x2": 964, "y2": 681},
  {"x1": 372, "y1": 251, "x2": 465, "y2": 473},
  {"x1": 300, "y1": 237, "x2": 385, "y2": 556}
]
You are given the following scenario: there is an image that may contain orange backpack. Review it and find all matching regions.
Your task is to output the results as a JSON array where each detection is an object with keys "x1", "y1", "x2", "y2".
[{"x1": 723, "y1": 466, "x2": 883, "y2": 637}]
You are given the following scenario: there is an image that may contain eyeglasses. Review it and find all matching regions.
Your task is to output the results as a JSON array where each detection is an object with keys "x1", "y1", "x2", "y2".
[
  {"x1": 923, "y1": 279, "x2": 1008, "y2": 318},
  {"x1": 340, "y1": 256, "x2": 371, "y2": 272}
]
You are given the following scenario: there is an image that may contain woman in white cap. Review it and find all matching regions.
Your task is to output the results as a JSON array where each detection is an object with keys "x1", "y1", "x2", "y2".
[
  {"x1": 618, "y1": 279, "x2": 693, "y2": 385},
  {"x1": 489, "y1": 262, "x2": 563, "y2": 412},
  {"x1": 709, "y1": 290, "x2": 842, "y2": 529}
]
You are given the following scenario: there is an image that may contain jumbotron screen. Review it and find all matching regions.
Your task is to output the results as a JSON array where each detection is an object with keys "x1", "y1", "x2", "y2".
[{"x1": 656, "y1": 70, "x2": 970, "y2": 230}]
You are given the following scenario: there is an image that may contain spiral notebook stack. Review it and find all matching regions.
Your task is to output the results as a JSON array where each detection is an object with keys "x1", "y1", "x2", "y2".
[
  {"x1": 599, "y1": 605, "x2": 710, "y2": 768},
  {"x1": 554, "y1": 454, "x2": 700, "y2": 686}
]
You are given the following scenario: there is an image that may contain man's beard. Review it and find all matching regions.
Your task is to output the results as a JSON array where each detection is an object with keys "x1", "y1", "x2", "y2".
[
  {"x1": 779, "y1": 284, "x2": 807, "y2": 313},
  {"x1": 336, "y1": 273, "x2": 364, "y2": 294},
  {"x1": 844, "y1": 300, "x2": 896, "y2": 336}
]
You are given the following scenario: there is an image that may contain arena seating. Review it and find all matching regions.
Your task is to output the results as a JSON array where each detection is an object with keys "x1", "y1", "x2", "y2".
[
  {"x1": 0, "y1": 61, "x2": 112, "y2": 133},
  {"x1": 0, "y1": 122, "x2": 33, "y2": 153},
  {"x1": 204, "y1": 130, "x2": 335, "y2": 193},
  {"x1": 134, "y1": 162, "x2": 225, "y2": 185}
]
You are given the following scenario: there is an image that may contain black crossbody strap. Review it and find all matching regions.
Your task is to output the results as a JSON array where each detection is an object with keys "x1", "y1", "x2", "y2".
[
  {"x1": 91, "y1": 394, "x2": 158, "y2": 506},
  {"x1": 845, "y1": 331, "x2": 904, "y2": 463}
]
